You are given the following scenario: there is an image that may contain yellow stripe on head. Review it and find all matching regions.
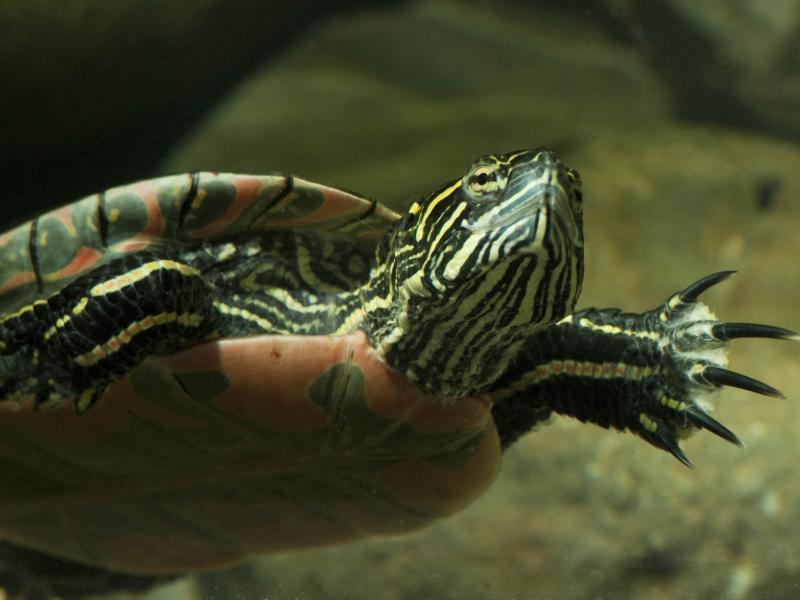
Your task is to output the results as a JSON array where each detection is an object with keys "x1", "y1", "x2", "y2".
[{"x1": 416, "y1": 180, "x2": 462, "y2": 242}]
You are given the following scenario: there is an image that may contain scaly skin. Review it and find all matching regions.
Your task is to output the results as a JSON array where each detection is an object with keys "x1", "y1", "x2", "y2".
[{"x1": 490, "y1": 271, "x2": 795, "y2": 467}]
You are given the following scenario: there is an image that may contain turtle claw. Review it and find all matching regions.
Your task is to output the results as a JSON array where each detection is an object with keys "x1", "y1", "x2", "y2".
[
  {"x1": 684, "y1": 406, "x2": 743, "y2": 447},
  {"x1": 677, "y1": 270, "x2": 736, "y2": 304},
  {"x1": 699, "y1": 365, "x2": 785, "y2": 399},
  {"x1": 655, "y1": 431, "x2": 695, "y2": 469},
  {"x1": 630, "y1": 272, "x2": 791, "y2": 464},
  {"x1": 712, "y1": 322, "x2": 799, "y2": 342},
  {"x1": 637, "y1": 400, "x2": 745, "y2": 468}
]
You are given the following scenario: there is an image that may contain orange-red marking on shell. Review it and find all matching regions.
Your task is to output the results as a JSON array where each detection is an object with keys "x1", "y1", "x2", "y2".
[
  {"x1": 374, "y1": 428, "x2": 500, "y2": 518},
  {"x1": 108, "y1": 180, "x2": 171, "y2": 252},
  {"x1": 0, "y1": 271, "x2": 36, "y2": 298},
  {"x1": 164, "y1": 334, "x2": 333, "y2": 433},
  {"x1": 183, "y1": 175, "x2": 273, "y2": 240},
  {"x1": 265, "y1": 184, "x2": 370, "y2": 230},
  {"x1": 39, "y1": 246, "x2": 104, "y2": 286}
]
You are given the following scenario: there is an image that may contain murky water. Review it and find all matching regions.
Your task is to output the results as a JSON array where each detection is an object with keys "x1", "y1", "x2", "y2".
[{"x1": 2, "y1": 1, "x2": 800, "y2": 598}]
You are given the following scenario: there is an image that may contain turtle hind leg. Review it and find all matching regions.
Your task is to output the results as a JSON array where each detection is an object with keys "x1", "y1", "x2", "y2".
[{"x1": 490, "y1": 272, "x2": 796, "y2": 466}]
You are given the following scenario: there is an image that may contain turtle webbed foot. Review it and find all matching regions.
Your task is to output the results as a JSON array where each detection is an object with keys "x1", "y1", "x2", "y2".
[{"x1": 634, "y1": 271, "x2": 796, "y2": 468}]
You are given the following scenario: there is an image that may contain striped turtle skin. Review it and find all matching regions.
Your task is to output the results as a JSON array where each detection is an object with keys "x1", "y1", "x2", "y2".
[{"x1": 0, "y1": 149, "x2": 794, "y2": 596}]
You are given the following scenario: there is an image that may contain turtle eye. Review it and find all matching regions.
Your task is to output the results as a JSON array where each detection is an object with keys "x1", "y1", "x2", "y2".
[{"x1": 463, "y1": 163, "x2": 506, "y2": 201}]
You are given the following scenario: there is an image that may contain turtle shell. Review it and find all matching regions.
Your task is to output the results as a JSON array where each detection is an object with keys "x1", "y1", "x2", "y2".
[
  {"x1": 0, "y1": 173, "x2": 400, "y2": 314},
  {"x1": 0, "y1": 174, "x2": 500, "y2": 573}
]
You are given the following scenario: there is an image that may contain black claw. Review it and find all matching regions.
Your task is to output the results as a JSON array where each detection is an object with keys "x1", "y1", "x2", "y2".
[
  {"x1": 657, "y1": 433, "x2": 695, "y2": 469},
  {"x1": 685, "y1": 406, "x2": 744, "y2": 447},
  {"x1": 679, "y1": 271, "x2": 736, "y2": 304},
  {"x1": 712, "y1": 322, "x2": 799, "y2": 342},
  {"x1": 702, "y1": 366, "x2": 785, "y2": 398}
]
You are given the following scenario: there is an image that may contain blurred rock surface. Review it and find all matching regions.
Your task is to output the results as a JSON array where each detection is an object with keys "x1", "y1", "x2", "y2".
[{"x1": 594, "y1": 0, "x2": 800, "y2": 140}]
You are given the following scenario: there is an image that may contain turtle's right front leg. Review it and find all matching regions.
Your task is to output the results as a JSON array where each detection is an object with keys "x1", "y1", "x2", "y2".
[
  {"x1": 0, "y1": 252, "x2": 218, "y2": 412},
  {"x1": 491, "y1": 272, "x2": 796, "y2": 467}
]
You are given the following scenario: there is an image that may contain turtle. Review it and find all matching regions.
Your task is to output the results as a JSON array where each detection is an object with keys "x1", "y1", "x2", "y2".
[{"x1": 0, "y1": 148, "x2": 794, "y2": 598}]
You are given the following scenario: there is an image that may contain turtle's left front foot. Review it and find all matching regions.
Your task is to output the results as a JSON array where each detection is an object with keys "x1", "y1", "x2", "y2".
[
  {"x1": 491, "y1": 272, "x2": 795, "y2": 465},
  {"x1": 622, "y1": 271, "x2": 795, "y2": 467}
]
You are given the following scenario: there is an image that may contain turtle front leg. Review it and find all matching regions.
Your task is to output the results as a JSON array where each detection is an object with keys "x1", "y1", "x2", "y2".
[
  {"x1": 490, "y1": 272, "x2": 796, "y2": 467},
  {"x1": 0, "y1": 252, "x2": 218, "y2": 413}
]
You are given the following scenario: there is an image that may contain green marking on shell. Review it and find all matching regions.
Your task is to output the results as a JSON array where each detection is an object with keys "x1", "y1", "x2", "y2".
[
  {"x1": 154, "y1": 176, "x2": 194, "y2": 240},
  {"x1": 172, "y1": 370, "x2": 231, "y2": 403},
  {"x1": 0, "y1": 226, "x2": 36, "y2": 313},
  {"x1": 36, "y1": 216, "x2": 81, "y2": 273},
  {"x1": 104, "y1": 193, "x2": 151, "y2": 247},
  {"x1": 181, "y1": 178, "x2": 238, "y2": 234},
  {"x1": 130, "y1": 362, "x2": 189, "y2": 412},
  {"x1": 69, "y1": 196, "x2": 104, "y2": 250},
  {"x1": 309, "y1": 362, "x2": 485, "y2": 470},
  {"x1": 263, "y1": 186, "x2": 324, "y2": 222}
]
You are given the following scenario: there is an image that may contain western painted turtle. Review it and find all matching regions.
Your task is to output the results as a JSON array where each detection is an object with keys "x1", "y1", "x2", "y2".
[{"x1": 0, "y1": 149, "x2": 793, "y2": 597}]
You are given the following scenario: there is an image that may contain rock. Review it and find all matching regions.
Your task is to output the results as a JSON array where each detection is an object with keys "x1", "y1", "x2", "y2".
[{"x1": 596, "y1": 0, "x2": 800, "y2": 140}]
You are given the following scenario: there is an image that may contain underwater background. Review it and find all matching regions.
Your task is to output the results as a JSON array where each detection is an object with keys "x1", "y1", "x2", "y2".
[{"x1": 2, "y1": 1, "x2": 800, "y2": 598}]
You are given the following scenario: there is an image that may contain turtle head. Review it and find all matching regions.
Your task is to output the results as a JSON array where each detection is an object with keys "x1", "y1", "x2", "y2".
[{"x1": 366, "y1": 148, "x2": 584, "y2": 396}]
